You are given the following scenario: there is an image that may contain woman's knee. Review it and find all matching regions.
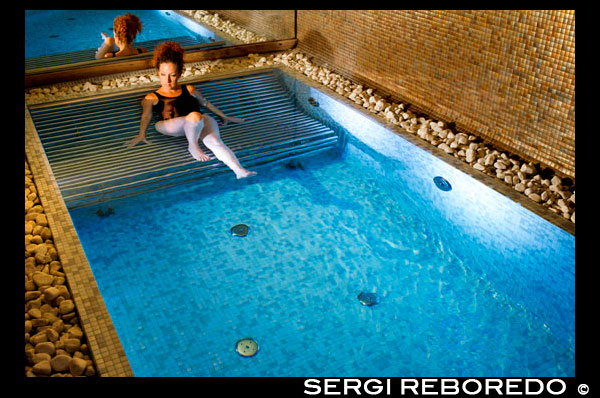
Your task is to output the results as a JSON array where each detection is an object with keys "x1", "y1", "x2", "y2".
[
  {"x1": 185, "y1": 112, "x2": 203, "y2": 123},
  {"x1": 202, "y1": 133, "x2": 223, "y2": 148},
  {"x1": 155, "y1": 119, "x2": 184, "y2": 136},
  {"x1": 154, "y1": 121, "x2": 166, "y2": 134}
]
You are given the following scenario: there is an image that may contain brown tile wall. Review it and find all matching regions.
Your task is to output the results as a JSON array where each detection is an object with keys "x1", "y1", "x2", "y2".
[
  {"x1": 208, "y1": 10, "x2": 296, "y2": 41},
  {"x1": 295, "y1": 10, "x2": 575, "y2": 178}
]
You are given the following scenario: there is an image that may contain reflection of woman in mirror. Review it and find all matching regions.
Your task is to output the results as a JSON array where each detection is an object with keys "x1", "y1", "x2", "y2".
[
  {"x1": 95, "y1": 13, "x2": 147, "y2": 59},
  {"x1": 127, "y1": 41, "x2": 257, "y2": 179}
]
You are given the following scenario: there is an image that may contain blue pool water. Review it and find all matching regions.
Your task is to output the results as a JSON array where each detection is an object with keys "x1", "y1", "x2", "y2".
[
  {"x1": 67, "y1": 103, "x2": 575, "y2": 376},
  {"x1": 25, "y1": 10, "x2": 226, "y2": 58},
  {"x1": 49, "y1": 67, "x2": 575, "y2": 377}
]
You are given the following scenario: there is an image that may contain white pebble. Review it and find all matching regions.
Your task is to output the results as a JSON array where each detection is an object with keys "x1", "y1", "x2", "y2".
[
  {"x1": 551, "y1": 176, "x2": 562, "y2": 186},
  {"x1": 438, "y1": 143, "x2": 453, "y2": 154},
  {"x1": 520, "y1": 163, "x2": 535, "y2": 175},
  {"x1": 493, "y1": 160, "x2": 508, "y2": 170},
  {"x1": 456, "y1": 133, "x2": 468, "y2": 145},
  {"x1": 465, "y1": 148, "x2": 476, "y2": 163}
]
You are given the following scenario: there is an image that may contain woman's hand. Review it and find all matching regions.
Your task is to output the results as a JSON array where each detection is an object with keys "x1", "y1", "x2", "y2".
[
  {"x1": 220, "y1": 115, "x2": 245, "y2": 125},
  {"x1": 126, "y1": 135, "x2": 150, "y2": 147}
]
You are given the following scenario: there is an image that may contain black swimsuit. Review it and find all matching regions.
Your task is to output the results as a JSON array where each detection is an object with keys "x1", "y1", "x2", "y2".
[
  {"x1": 153, "y1": 86, "x2": 201, "y2": 121},
  {"x1": 109, "y1": 48, "x2": 144, "y2": 57}
]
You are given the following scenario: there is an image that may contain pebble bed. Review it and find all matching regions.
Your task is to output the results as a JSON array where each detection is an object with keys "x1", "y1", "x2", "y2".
[
  {"x1": 25, "y1": 160, "x2": 97, "y2": 377},
  {"x1": 25, "y1": 10, "x2": 575, "y2": 377},
  {"x1": 180, "y1": 10, "x2": 268, "y2": 43}
]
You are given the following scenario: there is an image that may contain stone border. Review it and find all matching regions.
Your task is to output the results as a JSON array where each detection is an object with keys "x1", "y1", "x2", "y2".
[
  {"x1": 26, "y1": 107, "x2": 134, "y2": 377},
  {"x1": 26, "y1": 156, "x2": 99, "y2": 377},
  {"x1": 275, "y1": 52, "x2": 575, "y2": 229},
  {"x1": 277, "y1": 64, "x2": 575, "y2": 236}
]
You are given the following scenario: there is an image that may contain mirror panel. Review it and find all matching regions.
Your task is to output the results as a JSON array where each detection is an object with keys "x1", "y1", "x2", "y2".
[{"x1": 25, "y1": 10, "x2": 296, "y2": 83}]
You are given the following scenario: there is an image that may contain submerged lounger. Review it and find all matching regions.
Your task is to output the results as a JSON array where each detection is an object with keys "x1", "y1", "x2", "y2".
[{"x1": 27, "y1": 69, "x2": 343, "y2": 208}]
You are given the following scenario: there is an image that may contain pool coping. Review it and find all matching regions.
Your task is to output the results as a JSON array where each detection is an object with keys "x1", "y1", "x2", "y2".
[{"x1": 24, "y1": 62, "x2": 574, "y2": 377}]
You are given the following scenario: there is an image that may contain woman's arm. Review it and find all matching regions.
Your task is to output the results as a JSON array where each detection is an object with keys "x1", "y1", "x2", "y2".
[
  {"x1": 95, "y1": 33, "x2": 117, "y2": 59},
  {"x1": 188, "y1": 85, "x2": 244, "y2": 125},
  {"x1": 126, "y1": 95, "x2": 155, "y2": 147}
]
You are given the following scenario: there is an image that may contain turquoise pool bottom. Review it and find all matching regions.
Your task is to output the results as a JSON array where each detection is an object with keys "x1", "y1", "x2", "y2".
[{"x1": 69, "y1": 138, "x2": 574, "y2": 377}]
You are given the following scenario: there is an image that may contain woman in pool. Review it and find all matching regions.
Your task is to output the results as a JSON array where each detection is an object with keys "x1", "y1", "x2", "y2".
[
  {"x1": 95, "y1": 13, "x2": 146, "y2": 59},
  {"x1": 126, "y1": 41, "x2": 256, "y2": 179}
]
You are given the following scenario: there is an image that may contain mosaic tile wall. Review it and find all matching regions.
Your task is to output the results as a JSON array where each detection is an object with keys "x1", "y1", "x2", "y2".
[
  {"x1": 295, "y1": 10, "x2": 575, "y2": 178},
  {"x1": 208, "y1": 10, "x2": 295, "y2": 42}
]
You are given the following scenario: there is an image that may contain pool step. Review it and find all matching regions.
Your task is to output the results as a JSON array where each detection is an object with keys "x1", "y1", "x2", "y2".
[
  {"x1": 25, "y1": 36, "x2": 225, "y2": 70},
  {"x1": 28, "y1": 69, "x2": 344, "y2": 208}
]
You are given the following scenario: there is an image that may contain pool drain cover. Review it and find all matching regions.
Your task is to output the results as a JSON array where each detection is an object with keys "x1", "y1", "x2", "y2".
[
  {"x1": 433, "y1": 176, "x2": 452, "y2": 191},
  {"x1": 95, "y1": 206, "x2": 115, "y2": 217},
  {"x1": 236, "y1": 338, "x2": 259, "y2": 357},
  {"x1": 230, "y1": 224, "x2": 250, "y2": 237},
  {"x1": 358, "y1": 292, "x2": 381, "y2": 306}
]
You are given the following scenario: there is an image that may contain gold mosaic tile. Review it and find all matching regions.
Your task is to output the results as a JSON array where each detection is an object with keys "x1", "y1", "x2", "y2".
[{"x1": 296, "y1": 10, "x2": 575, "y2": 178}]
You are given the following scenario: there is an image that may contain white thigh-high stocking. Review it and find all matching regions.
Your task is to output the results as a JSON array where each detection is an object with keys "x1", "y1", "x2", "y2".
[
  {"x1": 200, "y1": 116, "x2": 256, "y2": 179},
  {"x1": 155, "y1": 115, "x2": 256, "y2": 178},
  {"x1": 183, "y1": 118, "x2": 209, "y2": 161},
  {"x1": 156, "y1": 116, "x2": 208, "y2": 161}
]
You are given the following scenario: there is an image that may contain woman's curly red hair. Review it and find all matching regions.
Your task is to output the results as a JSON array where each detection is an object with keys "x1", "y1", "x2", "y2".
[
  {"x1": 113, "y1": 13, "x2": 142, "y2": 44},
  {"x1": 153, "y1": 41, "x2": 185, "y2": 75}
]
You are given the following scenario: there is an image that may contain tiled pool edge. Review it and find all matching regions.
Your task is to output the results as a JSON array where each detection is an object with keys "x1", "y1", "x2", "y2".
[{"x1": 25, "y1": 106, "x2": 134, "y2": 377}]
